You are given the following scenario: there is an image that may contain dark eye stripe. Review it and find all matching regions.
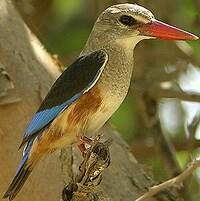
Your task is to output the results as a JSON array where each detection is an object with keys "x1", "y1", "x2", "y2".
[{"x1": 119, "y1": 15, "x2": 137, "y2": 26}]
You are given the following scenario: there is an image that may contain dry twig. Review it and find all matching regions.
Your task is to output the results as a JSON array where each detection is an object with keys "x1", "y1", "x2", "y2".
[
  {"x1": 62, "y1": 137, "x2": 112, "y2": 201},
  {"x1": 149, "y1": 88, "x2": 200, "y2": 102},
  {"x1": 135, "y1": 159, "x2": 200, "y2": 201}
]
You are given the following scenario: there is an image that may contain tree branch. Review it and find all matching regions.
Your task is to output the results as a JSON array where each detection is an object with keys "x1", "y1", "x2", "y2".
[
  {"x1": 132, "y1": 139, "x2": 200, "y2": 156},
  {"x1": 149, "y1": 87, "x2": 200, "y2": 102},
  {"x1": 136, "y1": 159, "x2": 200, "y2": 201}
]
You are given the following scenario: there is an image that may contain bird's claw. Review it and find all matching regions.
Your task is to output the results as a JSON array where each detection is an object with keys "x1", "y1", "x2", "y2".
[
  {"x1": 77, "y1": 133, "x2": 105, "y2": 157},
  {"x1": 63, "y1": 136, "x2": 112, "y2": 201},
  {"x1": 78, "y1": 139, "x2": 111, "y2": 186}
]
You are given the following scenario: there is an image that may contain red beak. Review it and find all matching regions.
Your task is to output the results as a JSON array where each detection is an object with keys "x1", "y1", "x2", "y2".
[{"x1": 138, "y1": 19, "x2": 198, "y2": 40}]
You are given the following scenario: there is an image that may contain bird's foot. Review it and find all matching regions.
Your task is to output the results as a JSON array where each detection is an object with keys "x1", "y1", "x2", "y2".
[
  {"x1": 77, "y1": 134, "x2": 103, "y2": 157},
  {"x1": 76, "y1": 137, "x2": 112, "y2": 185},
  {"x1": 62, "y1": 137, "x2": 112, "y2": 201},
  {"x1": 80, "y1": 135, "x2": 93, "y2": 144}
]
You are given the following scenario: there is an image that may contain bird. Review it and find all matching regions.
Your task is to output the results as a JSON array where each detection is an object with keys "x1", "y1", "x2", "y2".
[{"x1": 3, "y1": 3, "x2": 198, "y2": 200}]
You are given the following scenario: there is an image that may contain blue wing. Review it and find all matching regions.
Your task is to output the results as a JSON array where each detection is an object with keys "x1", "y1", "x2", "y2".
[
  {"x1": 25, "y1": 94, "x2": 80, "y2": 138},
  {"x1": 20, "y1": 50, "x2": 108, "y2": 147}
]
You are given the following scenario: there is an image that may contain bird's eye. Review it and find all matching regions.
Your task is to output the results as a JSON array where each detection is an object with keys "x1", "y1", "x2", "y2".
[{"x1": 119, "y1": 15, "x2": 137, "y2": 26}]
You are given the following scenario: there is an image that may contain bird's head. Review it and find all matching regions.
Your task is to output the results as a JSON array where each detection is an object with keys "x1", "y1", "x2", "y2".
[{"x1": 94, "y1": 4, "x2": 198, "y2": 49}]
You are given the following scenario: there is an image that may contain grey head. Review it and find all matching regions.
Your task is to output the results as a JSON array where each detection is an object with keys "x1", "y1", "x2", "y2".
[
  {"x1": 97, "y1": 4, "x2": 154, "y2": 41},
  {"x1": 84, "y1": 3, "x2": 198, "y2": 53},
  {"x1": 85, "y1": 4, "x2": 155, "y2": 51}
]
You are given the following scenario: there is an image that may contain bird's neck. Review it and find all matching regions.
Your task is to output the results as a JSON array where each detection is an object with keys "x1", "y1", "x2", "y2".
[
  {"x1": 82, "y1": 33, "x2": 135, "y2": 82},
  {"x1": 82, "y1": 35, "x2": 135, "y2": 100},
  {"x1": 81, "y1": 32, "x2": 136, "y2": 57}
]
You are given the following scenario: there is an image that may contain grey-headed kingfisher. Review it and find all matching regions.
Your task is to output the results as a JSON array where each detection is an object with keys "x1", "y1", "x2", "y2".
[{"x1": 3, "y1": 3, "x2": 198, "y2": 200}]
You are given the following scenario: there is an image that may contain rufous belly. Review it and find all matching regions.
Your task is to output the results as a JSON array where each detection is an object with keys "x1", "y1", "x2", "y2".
[
  {"x1": 29, "y1": 82, "x2": 127, "y2": 157},
  {"x1": 45, "y1": 83, "x2": 124, "y2": 149}
]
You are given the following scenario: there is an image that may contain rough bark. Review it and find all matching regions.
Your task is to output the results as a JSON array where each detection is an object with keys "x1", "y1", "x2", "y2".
[
  {"x1": 0, "y1": 1, "x2": 183, "y2": 201},
  {"x1": 0, "y1": 1, "x2": 62, "y2": 201}
]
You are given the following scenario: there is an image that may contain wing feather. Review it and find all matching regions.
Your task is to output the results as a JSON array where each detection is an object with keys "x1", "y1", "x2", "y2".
[{"x1": 20, "y1": 50, "x2": 108, "y2": 147}]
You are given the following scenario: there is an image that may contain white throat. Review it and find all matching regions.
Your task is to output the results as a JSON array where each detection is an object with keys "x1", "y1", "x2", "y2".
[{"x1": 116, "y1": 35, "x2": 151, "y2": 55}]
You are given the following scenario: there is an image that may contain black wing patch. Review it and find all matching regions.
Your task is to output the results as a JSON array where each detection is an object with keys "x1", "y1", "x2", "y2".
[{"x1": 20, "y1": 50, "x2": 108, "y2": 146}]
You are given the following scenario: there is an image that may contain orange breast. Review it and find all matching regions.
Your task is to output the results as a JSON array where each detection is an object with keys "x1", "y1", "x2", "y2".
[
  {"x1": 28, "y1": 85, "x2": 103, "y2": 161},
  {"x1": 67, "y1": 85, "x2": 103, "y2": 129}
]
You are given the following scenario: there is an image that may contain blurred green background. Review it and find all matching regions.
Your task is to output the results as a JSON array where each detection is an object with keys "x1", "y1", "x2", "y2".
[{"x1": 18, "y1": 0, "x2": 200, "y2": 200}]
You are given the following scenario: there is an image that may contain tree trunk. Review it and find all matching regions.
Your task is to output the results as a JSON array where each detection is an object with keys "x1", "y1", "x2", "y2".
[
  {"x1": 0, "y1": 1, "x2": 183, "y2": 201},
  {"x1": 0, "y1": 1, "x2": 62, "y2": 201}
]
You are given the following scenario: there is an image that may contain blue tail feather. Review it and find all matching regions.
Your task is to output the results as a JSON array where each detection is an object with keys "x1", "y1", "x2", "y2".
[{"x1": 3, "y1": 154, "x2": 31, "y2": 200}]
